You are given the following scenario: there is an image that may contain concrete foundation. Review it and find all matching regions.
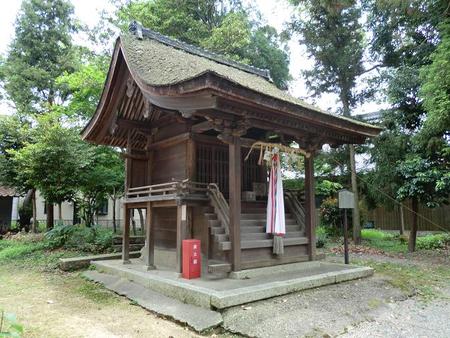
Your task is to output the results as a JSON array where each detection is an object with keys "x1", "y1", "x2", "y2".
[{"x1": 90, "y1": 259, "x2": 373, "y2": 310}]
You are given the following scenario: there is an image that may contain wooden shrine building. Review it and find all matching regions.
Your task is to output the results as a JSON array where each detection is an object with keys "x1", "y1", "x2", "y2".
[{"x1": 82, "y1": 22, "x2": 381, "y2": 274}]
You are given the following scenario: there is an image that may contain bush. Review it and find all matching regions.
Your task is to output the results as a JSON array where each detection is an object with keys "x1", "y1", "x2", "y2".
[
  {"x1": 316, "y1": 180, "x2": 343, "y2": 197},
  {"x1": 319, "y1": 197, "x2": 342, "y2": 234},
  {"x1": 45, "y1": 224, "x2": 113, "y2": 253},
  {"x1": 316, "y1": 226, "x2": 328, "y2": 248},
  {"x1": 416, "y1": 233, "x2": 450, "y2": 250}
]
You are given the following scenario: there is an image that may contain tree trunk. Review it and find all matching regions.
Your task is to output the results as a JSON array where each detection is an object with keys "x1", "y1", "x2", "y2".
[
  {"x1": 399, "y1": 203, "x2": 405, "y2": 235},
  {"x1": 138, "y1": 208, "x2": 145, "y2": 235},
  {"x1": 408, "y1": 198, "x2": 419, "y2": 252},
  {"x1": 58, "y1": 203, "x2": 63, "y2": 225},
  {"x1": 130, "y1": 209, "x2": 137, "y2": 236},
  {"x1": 46, "y1": 202, "x2": 54, "y2": 230},
  {"x1": 349, "y1": 144, "x2": 361, "y2": 244},
  {"x1": 341, "y1": 93, "x2": 361, "y2": 245},
  {"x1": 112, "y1": 197, "x2": 117, "y2": 233},
  {"x1": 32, "y1": 189, "x2": 37, "y2": 233}
]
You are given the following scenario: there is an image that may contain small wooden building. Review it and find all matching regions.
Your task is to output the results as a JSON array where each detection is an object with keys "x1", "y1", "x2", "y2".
[{"x1": 83, "y1": 22, "x2": 380, "y2": 274}]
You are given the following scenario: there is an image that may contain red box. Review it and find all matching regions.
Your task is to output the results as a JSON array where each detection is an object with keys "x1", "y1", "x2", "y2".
[{"x1": 182, "y1": 239, "x2": 201, "y2": 279}]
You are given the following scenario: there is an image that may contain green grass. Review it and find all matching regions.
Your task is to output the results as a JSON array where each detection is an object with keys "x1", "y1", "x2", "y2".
[
  {"x1": 353, "y1": 259, "x2": 450, "y2": 301},
  {"x1": 0, "y1": 236, "x2": 85, "y2": 271},
  {"x1": 416, "y1": 233, "x2": 450, "y2": 250},
  {"x1": 361, "y1": 229, "x2": 407, "y2": 253}
]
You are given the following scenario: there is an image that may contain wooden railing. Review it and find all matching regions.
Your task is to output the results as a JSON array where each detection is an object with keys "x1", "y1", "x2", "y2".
[
  {"x1": 285, "y1": 189, "x2": 306, "y2": 231},
  {"x1": 207, "y1": 183, "x2": 230, "y2": 235},
  {"x1": 125, "y1": 179, "x2": 209, "y2": 202}
]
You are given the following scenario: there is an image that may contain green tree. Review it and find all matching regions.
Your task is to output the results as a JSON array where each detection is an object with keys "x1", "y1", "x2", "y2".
[
  {"x1": 0, "y1": 116, "x2": 32, "y2": 192},
  {"x1": 57, "y1": 51, "x2": 109, "y2": 120},
  {"x1": 9, "y1": 113, "x2": 89, "y2": 228},
  {"x1": 418, "y1": 20, "x2": 450, "y2": 158},
  {"x1": 288, "y1": 0, "x2": 375, "y2": 244},
  {"x1": 111, "y1": 0, "x2": 291, "y2": 88},
  {"x1": 77, "y1": 146, "x2": 124, "y2": 227},
  {"x1": 396, "y1": 156, "x2": 449, "y2": 251},
  {"x1": 1, "y1": 0, "x2": 77, "y2": 116},
  {"x1": 0, "y1": 116, "x2": 35, "y2": 230},
  {"x1": 365, "y1": 0, "x2": 449, "y2": 251}
]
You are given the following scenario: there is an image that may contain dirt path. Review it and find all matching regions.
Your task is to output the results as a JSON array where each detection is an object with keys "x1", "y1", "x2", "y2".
[{"x1": 0, "y1": 266, "x2": 201, "y2": 338}]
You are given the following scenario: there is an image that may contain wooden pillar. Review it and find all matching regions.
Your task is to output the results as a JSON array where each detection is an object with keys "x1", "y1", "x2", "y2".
[
  {"x1": 122, "y1": 205, "x2": 131, "y2": 264},
  {"x1": 186, "y1": 138, "x2": 196, "y2": 180},
  {"x1": 176, "y1": 203, "x2": 188, "y2": 273},
  {"x1": 145, "y1": 201, "x2": 155, "y2": 270},
  {"x1": 229, "y1": 136, "x2": 241, "y2": 271},
  {"x1": 304, "y1": 154, "x2": 316, "y2": 260}
]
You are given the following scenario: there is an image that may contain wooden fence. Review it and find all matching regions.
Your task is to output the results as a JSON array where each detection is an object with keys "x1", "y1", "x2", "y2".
[{"x1": 366, "y1": 200, "x2": 450, "y2": 232}]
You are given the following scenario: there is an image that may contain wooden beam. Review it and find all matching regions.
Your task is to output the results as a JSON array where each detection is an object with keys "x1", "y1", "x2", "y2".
[
  {"x1": 96, "y1": 65, "x2": 129, "y2": 142},
  {"x1": 186, "y1": 138, "x2": 196, "y2": 180},
  {"x1": 117, "y1": 115, "x2": 181, "y2": 132},
  {"x1": 125, "y1": 132, "x2": 132, "y2": 190},
  {"x1": 229, "y1": 136, "x2": 242, "y2": 271},
  {"x1": 191, "y1": 120, "x2": 214, "y2": 133},
  {"x1": 147, "y1": 132, "x2": 190, "y2": 151},
  {"x1": 304, "y1": 154, "x2": 316, "y2": 261},
  {"x1": 122, "y1": 205, "x2": 131, "y2": 264},
  {"x1": 176, "y1": 203, "x2": 188, "y2": 273},
  {"x1": 117, "y1": 118, "x2": 152, "y2": 132},
  {"x1": 145, "y1": 201, "x2": 155, "y2": 270}
]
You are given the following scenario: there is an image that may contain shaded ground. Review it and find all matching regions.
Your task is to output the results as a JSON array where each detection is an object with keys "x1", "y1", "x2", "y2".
[{"x1": 0, "y1": 265, "x2": 203, "y2": 337}]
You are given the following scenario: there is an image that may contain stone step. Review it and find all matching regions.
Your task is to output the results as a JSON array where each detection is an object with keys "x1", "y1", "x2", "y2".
[
  {"x1": 208, "y1": 261, "x2": 232, "y2": 274},
  {"x1": 82, "y1": 270, "x2": 223, "y2": 332},
  {"x1": 219, "y1": 237, "x2": 309, "y2": 251}
]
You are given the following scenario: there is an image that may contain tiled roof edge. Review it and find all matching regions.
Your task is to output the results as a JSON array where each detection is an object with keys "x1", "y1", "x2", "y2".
[{"x1": 128, "y1": 21, "x2": 272, "y2": 81}]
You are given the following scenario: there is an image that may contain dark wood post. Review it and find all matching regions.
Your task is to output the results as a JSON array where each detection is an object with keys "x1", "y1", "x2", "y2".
[
  {"x1": 304, "y1": 154, "x2": 316, "y2": 261},
  {"x1": 176, "y1": 203, "x2": 188, "y2": 273},
  {"x1": 122, "y1": 205, "x2": 131, "y2": 264},
  {"x1": 229, "y1": 135, "x2": 242, "y2": 271},
  {"x1": 145, "y1": 201, "x2": 155, "y2": 270}
]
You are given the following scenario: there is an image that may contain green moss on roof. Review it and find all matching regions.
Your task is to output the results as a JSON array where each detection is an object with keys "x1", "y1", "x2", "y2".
[{"x1": 120, "y1": 34, "x2": 379, "y2": 130}]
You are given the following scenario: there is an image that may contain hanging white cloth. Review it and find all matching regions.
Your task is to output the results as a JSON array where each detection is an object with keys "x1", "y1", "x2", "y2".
[{"x1": 266, "y1": 149, "x2": 286, "y2": 245}]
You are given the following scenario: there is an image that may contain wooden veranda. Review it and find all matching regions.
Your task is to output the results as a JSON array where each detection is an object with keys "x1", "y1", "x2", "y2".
[{"x1": 82, "y1": 22, "x2": 381, "y2": 274}]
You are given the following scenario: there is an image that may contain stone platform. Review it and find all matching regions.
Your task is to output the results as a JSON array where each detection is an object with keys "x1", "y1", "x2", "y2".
[{"x1": 88, "y1": 259, "x2": 373, "y2": 310}]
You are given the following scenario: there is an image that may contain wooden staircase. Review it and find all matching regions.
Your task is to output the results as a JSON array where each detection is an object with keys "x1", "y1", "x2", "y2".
[
  {"x1": 209, "y1": 201, "x2": 307, "y2": 251},
  {"x1": 206, "y1": 190, "x2": 308, "y2": 273}
]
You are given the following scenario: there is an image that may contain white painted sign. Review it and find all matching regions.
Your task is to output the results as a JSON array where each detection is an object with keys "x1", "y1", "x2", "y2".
[{"x1": 339, "y1": 189, "x2": 355, "y2": 209}]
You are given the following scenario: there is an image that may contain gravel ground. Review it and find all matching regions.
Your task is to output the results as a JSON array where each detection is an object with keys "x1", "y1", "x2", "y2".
[
  {"x1": 222, "y1": 252, "x2": 450, "y2": 338},
  {"x1": 222, "y1": 275, "x2": 408, "y2": 337},
  {"x1": 341, "y1": 298, "x2": 450, "y2": 338}
]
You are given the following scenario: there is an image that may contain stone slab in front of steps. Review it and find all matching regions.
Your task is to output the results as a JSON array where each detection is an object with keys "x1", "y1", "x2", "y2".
[{"x1": 82, "y1": 270, "x2": 223, "y2": 333}]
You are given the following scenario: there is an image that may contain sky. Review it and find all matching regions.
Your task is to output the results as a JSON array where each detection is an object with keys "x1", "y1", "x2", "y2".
[{"x1": 0, "y1": 0, "x2": 384, "y2": 116}]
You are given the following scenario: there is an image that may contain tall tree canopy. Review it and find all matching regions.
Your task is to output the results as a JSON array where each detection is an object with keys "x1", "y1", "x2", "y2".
[
  {"x1": 1, "y1": 0, "x2": 77, "y2": 115},
  {"x1": 365, "y1": 0, "x2": 450, "y2": 251},
  {"x1": 111, "y1": 0, "x2": 291, "y2": 88},
  {"x1": 288, "y1": 0, "x2": 375, "y2": 243}
]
